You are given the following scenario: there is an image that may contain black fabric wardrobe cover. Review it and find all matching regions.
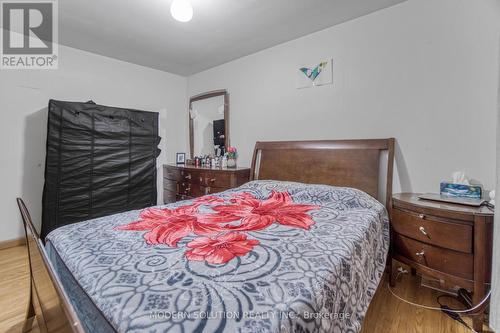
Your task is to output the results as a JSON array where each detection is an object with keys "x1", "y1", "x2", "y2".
[{"x1": 41, "y1": 100, "x2": 161, "y2": 239}]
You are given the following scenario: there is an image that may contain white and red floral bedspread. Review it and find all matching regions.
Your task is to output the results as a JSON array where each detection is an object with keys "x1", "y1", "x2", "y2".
[{"x1": 46, "y1": 180, "x2": 389, "y2": 333}]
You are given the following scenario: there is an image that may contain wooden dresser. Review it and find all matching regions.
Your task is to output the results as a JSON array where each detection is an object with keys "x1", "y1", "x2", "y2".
[
  {"x1": 163, "y1": 164, "x2": 251, "y2": 203},
  {"x1": 390, "y1": 193, "x2": 494, "y2": 332}
]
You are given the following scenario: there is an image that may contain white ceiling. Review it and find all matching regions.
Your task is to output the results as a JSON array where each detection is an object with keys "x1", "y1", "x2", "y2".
[{"x1": 59, "y1": 0, "x2": 407, "y2": 76}]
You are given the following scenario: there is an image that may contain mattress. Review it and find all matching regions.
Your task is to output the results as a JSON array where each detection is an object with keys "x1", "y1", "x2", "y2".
[{"x1": 46, "y1": 180, "x2": 389, "y2": 333}]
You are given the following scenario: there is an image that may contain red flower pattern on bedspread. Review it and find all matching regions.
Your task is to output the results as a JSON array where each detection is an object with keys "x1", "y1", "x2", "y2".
[
  {"x1": 201, "y1": 191, "x2": 319, "y2": 232},
  {"x1": 115, "y1": 191, "x2": 320, "y2": 264},
  {"x1": 185, "y1": 233, "x2": 260, "y2": 264},
  {"x1": 193, "y1": 195, "x2": 225, "y2": 205},
  {"x1": 115, "y1": 204, "x2": 224, "y2": 247}
]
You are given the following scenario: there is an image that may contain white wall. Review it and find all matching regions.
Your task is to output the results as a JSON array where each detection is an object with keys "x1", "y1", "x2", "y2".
[
  {"x1": 187, "y1": 0, "x2": 500, "y2": 196},
  {"x1": 0, "y1": 44, "x2": 187, "y2": 242},
  {"x1": 490, "y1": 33, "x2": 500, "y2": 331}
]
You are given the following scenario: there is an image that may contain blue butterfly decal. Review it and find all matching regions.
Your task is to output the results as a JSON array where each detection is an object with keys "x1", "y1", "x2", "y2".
[{"x1": 299, "y1": 61, "x2": 328, "y2": 81}]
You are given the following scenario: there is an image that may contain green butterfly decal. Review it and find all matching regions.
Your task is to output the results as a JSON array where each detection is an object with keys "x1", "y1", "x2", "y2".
[{"x1": 300, "y1": 61, "x2": 328, "y2": 81}]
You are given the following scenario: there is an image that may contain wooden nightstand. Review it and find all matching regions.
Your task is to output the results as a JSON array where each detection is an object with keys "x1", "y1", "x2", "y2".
[{"x1": 390, "y1": 193, "x2": 494, "y2": 332}]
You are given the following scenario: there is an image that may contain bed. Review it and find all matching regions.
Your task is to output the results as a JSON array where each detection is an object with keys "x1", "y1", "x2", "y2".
[{"x1": 44, "y1": 139, "x2": 395, "y2": 333}]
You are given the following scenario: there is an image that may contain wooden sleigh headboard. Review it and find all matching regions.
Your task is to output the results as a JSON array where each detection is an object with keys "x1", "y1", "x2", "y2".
[{"x1": 250, "y1": 139, "x2": 395, "y2": 208}]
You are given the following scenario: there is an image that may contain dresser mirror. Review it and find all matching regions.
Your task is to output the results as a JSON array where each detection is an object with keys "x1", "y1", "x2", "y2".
[{"x1": 189, "y1": 90, "x2": 229, "y2": 158}]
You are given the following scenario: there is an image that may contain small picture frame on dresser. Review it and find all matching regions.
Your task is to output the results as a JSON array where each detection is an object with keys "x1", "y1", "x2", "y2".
[{"x1": 176, "y1": 153, "x2": 186, "y2": 165}]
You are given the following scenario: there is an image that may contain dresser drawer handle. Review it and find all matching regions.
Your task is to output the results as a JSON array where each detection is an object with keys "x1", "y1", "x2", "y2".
[
  {"x1": 415, "y1": 250, "x2": 425, "y2": 257},
  {"x1": 418, "y1": 214, "x2": 425, "y2": 219},
  {"x1": 210, "y1": 178, "x2": 216, "y2": 183},
  {"x1": 185, "y1": 174, "x2": 192, "y2": 180},
  {"x1": 419, "y1": 226, "x2": 430, "y2": 238}
]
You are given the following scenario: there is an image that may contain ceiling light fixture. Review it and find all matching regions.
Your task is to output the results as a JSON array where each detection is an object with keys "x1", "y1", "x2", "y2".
[{"x1": 170, "y1": 0, "x2": 193, "y2": 22}]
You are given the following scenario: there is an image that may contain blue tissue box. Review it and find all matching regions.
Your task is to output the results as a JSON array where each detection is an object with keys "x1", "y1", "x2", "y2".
[{"x1": 440, "y1": 182, "x2": 482, "y2": 199}]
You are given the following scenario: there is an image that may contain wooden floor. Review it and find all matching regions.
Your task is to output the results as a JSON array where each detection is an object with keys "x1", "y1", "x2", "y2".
[
  {"x1": 0, "y1": 246, "x2": 490, "y2": 333},
  {"x1": 362, "y1": 270, "x2": 491, "y2": 333},
  {"x1": 0, "y1": 246, "x2": 30, "y2": 333}
]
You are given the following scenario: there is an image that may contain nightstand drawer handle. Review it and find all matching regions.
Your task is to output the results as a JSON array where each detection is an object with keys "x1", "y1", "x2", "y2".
[
  {"x1": 415, "y1": 250, "x2": 425, "y2": 257},
  {"x1": 419, "y1": 226, "x2": 430, "y2": 238},
  {"x1": 185, "y1": 174, "x2": 192, "y2": 180},
  {"x1": 418, "y1": 214, "x2": 425, "y2": 219}
]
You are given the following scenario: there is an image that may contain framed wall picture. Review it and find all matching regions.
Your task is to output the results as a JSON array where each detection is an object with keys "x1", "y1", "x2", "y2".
[
  {"x1": 296, "y1": 58, "x2": 333, "y2": 89},
  {"x1": 176, "y1": 153, "x2": 186, "y2": 165}
]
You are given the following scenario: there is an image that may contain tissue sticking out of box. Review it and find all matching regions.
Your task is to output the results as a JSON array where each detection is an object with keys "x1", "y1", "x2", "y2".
[
  {"x1": 441, "y1": 171, "x2": 482, "y2": 199},
  {"x1": 451, "y1": 171, "x2": 470, "y2": 185}
]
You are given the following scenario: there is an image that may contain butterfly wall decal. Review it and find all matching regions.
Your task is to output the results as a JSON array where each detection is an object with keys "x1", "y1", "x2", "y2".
[{"x1": 299, "y1": 61, "x2": 328, "y2": 81}]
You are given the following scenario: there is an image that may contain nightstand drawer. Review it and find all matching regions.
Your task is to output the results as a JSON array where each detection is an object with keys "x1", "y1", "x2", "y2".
[
  {"x1": 394, "y1": 234, "x2": 473, "y2": 280},
  {"x1": 392, "y1": 208, "x2": 472, "y2": 253},
  {"x1": 178, "y1": 183, "x2": 228, "y2": 197},
  {"x1": 178, "y1": 182, "x2": 192, "y2": 196},
  {"x1": 179, "y1": 169, "x2": 201, "y2": 184},
  {"x1": 203, "y1": 171, "x2": 233, "y2": 188},
  {"x1": 176, "y1": 194, "x2": 194, "y2": 201},
  {"x1": 164, "y1": 165, "x2": 181, "y2": 181},
  {"x1": 163, "y1": 189, "x2": 176, "y2": 204},
  {"x1": 163, "y1": 179, "x2": 178, "y2": 192}
]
